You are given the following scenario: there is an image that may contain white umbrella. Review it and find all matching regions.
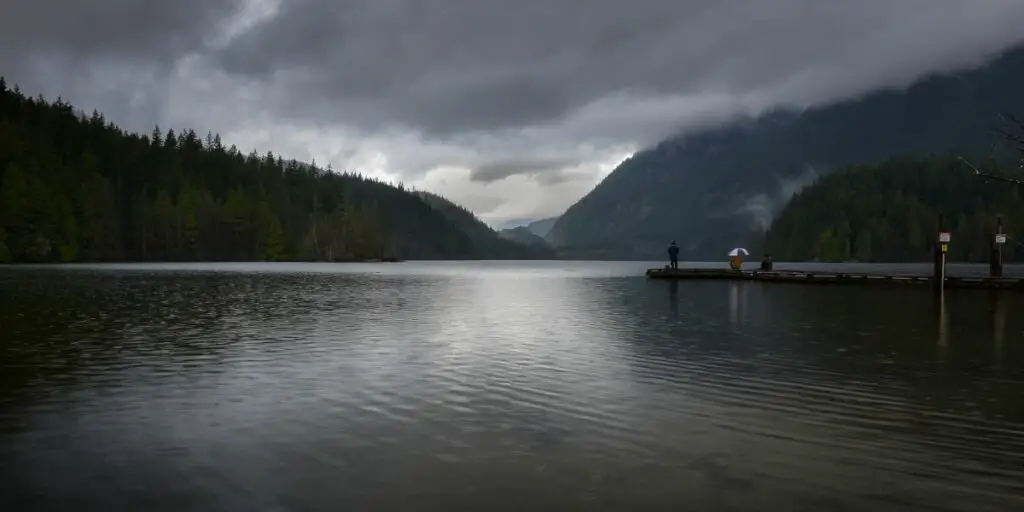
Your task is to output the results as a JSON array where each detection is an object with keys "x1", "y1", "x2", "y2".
[{"x1": 727, "y1": 247, "x2": 750, "y2": 257}]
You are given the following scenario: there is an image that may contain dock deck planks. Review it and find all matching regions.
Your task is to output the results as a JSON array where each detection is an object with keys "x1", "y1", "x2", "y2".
[{"x1": 645, "y1": 267, "x2": 1024, "y2": 290}]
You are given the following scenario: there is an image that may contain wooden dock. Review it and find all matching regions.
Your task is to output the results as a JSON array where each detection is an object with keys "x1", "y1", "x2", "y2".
[{"x1": 645, "y1": 267, "x2": 1024, "y2": 290}]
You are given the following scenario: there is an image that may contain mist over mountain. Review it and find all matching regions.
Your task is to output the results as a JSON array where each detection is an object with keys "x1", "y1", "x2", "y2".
[
  {"x1": 415, "y1": 192, "x2": 556, "y2": 259},
  {"x1": 547, "y1": 45, "x2": 1024, "y2": 260},
  {"x1": 498, "y1": 217, "x2": 558, "y2": 243}
]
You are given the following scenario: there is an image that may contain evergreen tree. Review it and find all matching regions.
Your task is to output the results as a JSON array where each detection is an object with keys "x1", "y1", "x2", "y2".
[
  {"x1": 766, "y1": 156, "x2": 1024, "y2": 262},
  {"x1": 853, "y1": 229, "x2": 872, "y2": 262},
  {"x1": 0, "y1": 225, "x2": 10, "y2": 262},
  {"x1": 0, "y1": 79, "x2": 553, "y2": 263}
]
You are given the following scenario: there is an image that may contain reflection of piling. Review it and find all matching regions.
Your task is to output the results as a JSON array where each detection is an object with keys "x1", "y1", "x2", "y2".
[
  {"x1": 992, "y1": 292, "x2": 1006, "y2": 367},
  {"x1": 935, "y1": 291, "x2": 949, "y2": 366}
]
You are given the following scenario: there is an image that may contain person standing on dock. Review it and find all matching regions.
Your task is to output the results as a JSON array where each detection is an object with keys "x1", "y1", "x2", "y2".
[
  {"x1": 668, "y1": 241, "x2": 680, "y2": 269},
  {"x1": 760, "y1": 254, "x2": 773, "y2": 271}
]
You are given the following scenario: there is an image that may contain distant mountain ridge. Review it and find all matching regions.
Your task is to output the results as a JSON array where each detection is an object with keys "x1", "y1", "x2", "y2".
[
  {"x1": 497, "y1": 226, "x2": 548, "y2": 247},
  {"x1": 524, "y1": 217, "x2": 558, "y2": 238},
  {"x1": 496, "y1": 216, "x2": 558, "y2": 249},
  {"x1": 547, "y1": 44, "x2": 1024, "y2": 260},
  {"x1": 496, "y1": 216, "x2": 558, "y2": 236},
  {"x1": 415, "y1": 192, "x2": 556, "y2": 259}
]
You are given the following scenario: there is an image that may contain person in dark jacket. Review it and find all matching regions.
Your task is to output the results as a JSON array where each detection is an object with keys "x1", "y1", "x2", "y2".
[
  {"x1": 668, "y1": 241, "x2": 680, "y2": 269},
  {"x1": 760, "y1": 253, "x2": 773, "y2": 271}
]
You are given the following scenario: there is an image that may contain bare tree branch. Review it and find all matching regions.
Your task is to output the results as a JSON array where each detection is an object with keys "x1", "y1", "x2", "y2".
[
  {"x1": 996, "y1": 113, "x2": 1024, "y2": 149},
  {"x1": 1003, "y1": 113, "x2": 1024, "y2": 133},
  {"x1": 958, "y1": 156, "x2": 1024, "y2": 185}
]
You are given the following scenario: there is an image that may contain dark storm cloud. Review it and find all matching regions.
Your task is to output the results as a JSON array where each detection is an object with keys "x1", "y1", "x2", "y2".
[
  {"x1": 0, "y1": 0, "x2": 244, "y2": 128},
  {"x1": 211, "y1": 0, "x2": 1024, "y2": 138},
  {"x1": 0, "y1": 0, "x2": 241, "y2": 66},
  {"x1": 404, "y1": 76, "x2": 572, "y2": 134},
  {"x1": 6, "y1": 0, "x2": 1024, "y2": 145},
  {"x1": 471, "y1": 157, "x2": 581, "y2": 184},
  {"x1": 5, "y1": 0, "x2": 1024, "y2": 223}
]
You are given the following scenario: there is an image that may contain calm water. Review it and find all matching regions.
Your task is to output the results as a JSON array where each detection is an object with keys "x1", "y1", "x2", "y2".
[{"x1": 2, "y1": 261, "x2": 1024, "y2": 511}]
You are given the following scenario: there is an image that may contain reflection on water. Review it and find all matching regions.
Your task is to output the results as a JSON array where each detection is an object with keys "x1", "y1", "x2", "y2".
[
  {"x1": 2, "y1": 261, "x2": 1024, "y2": 511},
  {"x1": 993, "y1": 293, "x2": 1007, "y2": 368},
  {"x1": 937, "y1": 291, "x2": 950, "y2": 368}
]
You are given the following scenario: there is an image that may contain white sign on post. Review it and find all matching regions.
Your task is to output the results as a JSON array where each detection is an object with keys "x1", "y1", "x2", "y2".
[
  {"x1": 938, "y1": 232, "x2": 951, "y2": 243},
  {"x1": 996, "y1": 234, "x2": 1007, "y2": 244}
]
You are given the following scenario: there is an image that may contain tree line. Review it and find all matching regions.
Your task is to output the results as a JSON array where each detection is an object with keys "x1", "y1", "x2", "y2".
[
  {"x1": 0, "y1": 77, "x2": 547, "y2": 263},
  {"x1": 765, "y1": 155, "x2": 1024, "y2": 262}
]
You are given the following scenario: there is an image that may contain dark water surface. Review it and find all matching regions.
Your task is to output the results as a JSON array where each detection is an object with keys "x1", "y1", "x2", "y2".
[{"x1": 2, "y1": 261, "x2": 1024, "y2": 511}]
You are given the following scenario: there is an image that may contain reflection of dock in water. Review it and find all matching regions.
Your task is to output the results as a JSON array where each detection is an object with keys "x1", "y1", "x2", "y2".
[{"x1": 646, "y1": 268, "x2": 1024, "y2": 290}]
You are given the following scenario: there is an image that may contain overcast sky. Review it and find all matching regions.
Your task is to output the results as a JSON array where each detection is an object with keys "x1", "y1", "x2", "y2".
[{"x1": 4, "y1": 1, "x2": 1024, "y2": 226}]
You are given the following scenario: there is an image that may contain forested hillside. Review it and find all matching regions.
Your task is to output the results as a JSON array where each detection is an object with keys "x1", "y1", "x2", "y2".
[
  {"x1": 524, "y1": 217, "x2": 558, "y2": 238},
  {"x1": 415, "y1": 192, "x2": 555, "y2": 258},
  {"x1": 764, "y1": 156, "x2": 1024, "y2": 262},
  {"x1": 497, "y1": 217, "x2": 557, "y2": 247},
  {"x1": 548, "y1": 44, "x2": 1024, "y2": 261},
  {"x1": 0, "y1": 78, "x2": 540, "y2": 262},
  {"x1": 498, "y1": 226, "x2": 549, "y2": 247}
]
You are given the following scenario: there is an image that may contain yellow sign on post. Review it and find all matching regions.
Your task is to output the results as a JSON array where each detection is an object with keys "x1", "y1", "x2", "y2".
[{"x1": 940, "y1": 243, "x2": 948, "y2": 253}]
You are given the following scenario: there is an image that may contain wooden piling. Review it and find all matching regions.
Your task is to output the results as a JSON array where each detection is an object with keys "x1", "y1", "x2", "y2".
[
  {"x1": 991, "y1": 215, "x2": 1004, "y2": 278},
  {"x1": 934, "y1": 214, "x2": 949, "y2": 292}
]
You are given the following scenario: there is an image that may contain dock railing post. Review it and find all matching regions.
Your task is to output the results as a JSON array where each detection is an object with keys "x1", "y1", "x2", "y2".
[
  {"x1": 935, "y1": 214, "x2": 950, "y2": 292},
  {"x1": 991, "y1": 215, "x2": 1004, "y2": 278}
]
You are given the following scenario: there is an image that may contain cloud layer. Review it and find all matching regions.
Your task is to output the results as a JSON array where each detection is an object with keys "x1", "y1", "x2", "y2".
[{"x1": 4, "y1": 0, "x2": 1024, "y2": 224}]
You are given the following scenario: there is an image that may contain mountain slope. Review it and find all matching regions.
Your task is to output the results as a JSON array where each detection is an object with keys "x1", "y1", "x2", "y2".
[
  {"x1": 547, "y1": 45, "x2": 1024, "y2": 260},
  {"x1": 525, "y1": 217, "x2": 558, "y2": 238},
  {"x1": 416, "y1": 192, "x2": 556, "y2": 259},
  {"x1": 498, "y1": 226, "x2": 549, "y2": 246},
  {"x1": 0, "y1": 79, "x2": 506, "y2": 262},
  {"x1": 497, "y1": 216, "x2": 557, "y2": 246}
]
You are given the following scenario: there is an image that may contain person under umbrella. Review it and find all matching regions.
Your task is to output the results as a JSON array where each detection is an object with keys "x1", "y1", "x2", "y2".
[{"x1": 728, "y1": 247, "x2": 749, "y2": 270}]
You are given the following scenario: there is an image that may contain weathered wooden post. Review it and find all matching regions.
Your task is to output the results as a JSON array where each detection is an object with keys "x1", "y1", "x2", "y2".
[
  {"x1": 933, "y1": 214, "x2": 943, "y2": 283},
  {"x1": 990, "y1": 215, "x2": 1005, "y2": 278},
  {"x1": 934, "y1": 214, "x2": 950, "y2": 291}
]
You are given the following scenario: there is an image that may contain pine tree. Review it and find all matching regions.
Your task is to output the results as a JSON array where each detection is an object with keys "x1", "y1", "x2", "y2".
[
  {"x1": 0, "y1": 225, "x2": 11, "y2": 262},
  {"x1": 0, "y1": 80, "x2": 549, "y2": 263},
  {"x1": 766, "y1": 155, "x2": 1024, "y2": 262},
  {"x1": 853, "y1": 229, "x2": 872, "y2": 261},
  {"x1": 177, "y1": 184, "x2": 199, "y2": 259}
]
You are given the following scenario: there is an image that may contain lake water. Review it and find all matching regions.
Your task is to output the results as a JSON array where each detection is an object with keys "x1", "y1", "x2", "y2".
[{"x1": 2, "y1": 261, "x2": 1024, "y2": 511}]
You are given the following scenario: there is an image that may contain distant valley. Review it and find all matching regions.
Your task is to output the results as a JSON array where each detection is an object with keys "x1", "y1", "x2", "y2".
[{"x1": 497, "y1": 217, "x2": 558, "y2": 248}]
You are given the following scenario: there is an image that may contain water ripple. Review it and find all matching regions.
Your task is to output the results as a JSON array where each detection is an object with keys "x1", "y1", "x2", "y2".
[{"x1": 2, "y1": 262, "x2": 1024, "y2": 510}]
